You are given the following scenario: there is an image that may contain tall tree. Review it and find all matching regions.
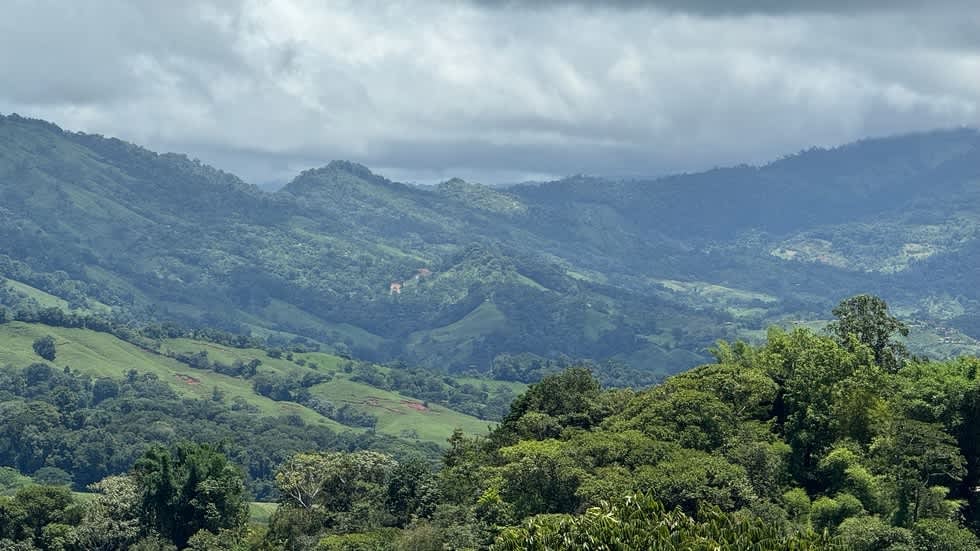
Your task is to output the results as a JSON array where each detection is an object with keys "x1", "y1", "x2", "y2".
[
  {"x1": 827, "y1": 294, "x2": 909, "y2": 372},
  {"x1": 133, "y1": 443, "x2": 248, "y2": 548}
]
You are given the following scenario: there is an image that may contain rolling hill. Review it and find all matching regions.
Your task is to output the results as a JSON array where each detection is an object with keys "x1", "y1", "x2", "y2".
[
  {"x1": 2, "y1": 113, "x2": 980, "y2": 382},
  {"x1": 0, "y1": 320, "x2": 495, "y2": 444}
]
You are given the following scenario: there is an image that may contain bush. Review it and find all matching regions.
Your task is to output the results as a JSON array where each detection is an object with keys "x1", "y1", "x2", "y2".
[
  {"x1": 810, "y1": 493, "x2": 864, "y2": 533},
  {"x1": 316, "y1": 529, "x2": 400, "y2": 551},
  {"x1": 31, "y1": 467, "x2": 72, "y2": 487},
  {"x1": 32, "y1": 336, "x2": 56, "y2": 362},
  {"x1": 837, "y1": 516, "x2": 914, "y2": 551},
  {"x1": 912, "y1": 518, "x2": 979, "y2": 551}
]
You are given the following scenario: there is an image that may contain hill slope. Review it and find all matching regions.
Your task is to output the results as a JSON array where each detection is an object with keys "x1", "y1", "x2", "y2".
[
  {"x1": 2, "y1": 113, "x2": 980, "y2": 379},
  {"x1": 0, "y1": 321, "x2": 492, "y2": 444}
]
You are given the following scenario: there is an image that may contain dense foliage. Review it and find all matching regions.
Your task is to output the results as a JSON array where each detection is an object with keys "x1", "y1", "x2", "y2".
[
  {"x1": 0, "y1": 444, "x2": 253, "y2": 551},
  {"x1": 243, "y1": 296, "x2": 980, "y2": 549},
  {"x1": 0, "y1": 361, "x2": 435, "y2": 500},
  {"x1": 6, "y1": 296, "x2": 977, "y2": 549}
]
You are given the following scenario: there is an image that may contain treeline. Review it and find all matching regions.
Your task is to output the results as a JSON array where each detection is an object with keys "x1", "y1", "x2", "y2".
[
  {"x1": 352, "y1": 362, "x2": 517, "y2": 420},
  {"x1": 1, "y1": 304, "x2": 513, "y2": 425},
  {"x1": 0, "y1": 256, "x2": 110, "y2": 311},
  {"x1": 0, "y1": 282, "x2": 313, "y2": 356},
  {"x1": 490, "y1": 352, "x2": 663, "y2": 388},
  {"x1": 0, "y1": 362, "x2": 435, "y2": 501},
  {"x1": 260, "y1": 295, "x2": 980, "y2": 549},
  {"x1": 5, "y1": 295, "x2": 980, "y2": 550},
  {"x1": 0, "y1": 443, "x2": 252, "y2": 550}
]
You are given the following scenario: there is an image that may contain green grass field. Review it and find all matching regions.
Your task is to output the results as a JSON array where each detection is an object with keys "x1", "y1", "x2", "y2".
[
  {"x1": 4, "y1": 279, "x2": 72, "y2": 310},
  {"x1": 0, "y1": 322, "x2": 341, "y2": 427},
  {"x1": 162, "y1": 338, "x2": 493, "y2": 443},
  {"x1": 249, "y1": 501, "x2": 278, "y2": 524},
  {"x1": 3, "y1": 278, "x2": 111, "y2": 314},
  {"x1": 0, "y1": 322, "x2": 500, "y2": 446}
]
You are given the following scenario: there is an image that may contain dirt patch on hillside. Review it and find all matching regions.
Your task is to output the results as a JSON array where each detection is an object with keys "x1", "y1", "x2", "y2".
[
  {"x1": 175, "y1": 373, "x2": 201, "y2": 385},
  {"x1": 341, "y1": 397, "x2": 430, "y2": 414}
]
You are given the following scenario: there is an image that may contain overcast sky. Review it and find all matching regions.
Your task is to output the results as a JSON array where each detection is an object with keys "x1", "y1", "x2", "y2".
[{"x1": 2, "y1": 1, "x2": 978, "y2": 186}]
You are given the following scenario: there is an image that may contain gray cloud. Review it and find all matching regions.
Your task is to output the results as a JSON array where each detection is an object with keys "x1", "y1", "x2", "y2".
[
  {"x1": 475, "y1": 0, "x2": 973, "y2": 15},
  {"x1": 1, "y1": 0, "x2": 977, "y2": 185}
]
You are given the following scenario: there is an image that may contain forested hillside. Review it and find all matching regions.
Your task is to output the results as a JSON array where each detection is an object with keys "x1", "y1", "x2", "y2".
[
  {"x1": 3, "y1": 114, "x2": 980, "y2": 381},
  {"x1": 0, "y1": 310, "x2": 529, "y2": 501},
  {"x1": 3, "y1": 296, "x2": 980, "y2": 550}
]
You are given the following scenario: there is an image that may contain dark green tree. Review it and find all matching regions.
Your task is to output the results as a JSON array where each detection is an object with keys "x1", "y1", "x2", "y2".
[
  {"x1": 827, "y1": 294, "x2": 909, "y2": 371},
  {"x1": 871, "y1": 419, "x2": 966, "y2": 527},
  {"x1": 133, "y1": 443, "x2": 248, "y2": 548},
  {"x1": 32, "y1": 335, "x2": 57, "y2": 362},
  {"x1": 2, "y1": 485, "x2": 82, "y2": 543},
  {"x1": 386, "y1": 457, "x2": 440, "y2": 527},
  {"x1": 495, "y1": 367, "x2": 604, "y2": 445},
  {"x1": 91, "y1": 378, "x2": 120, "y2": 405},
  {"x1": 492, "y1": 494, "x2": 836, "y2": 550}
]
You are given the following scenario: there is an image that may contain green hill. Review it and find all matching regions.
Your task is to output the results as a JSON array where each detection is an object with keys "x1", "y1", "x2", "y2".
[
  {"x1": 0, "y1": 321, "x2": 492, "y2": 444},
  {"x1": 2, "y1": 113, "x2": 980, "y2": 383}
]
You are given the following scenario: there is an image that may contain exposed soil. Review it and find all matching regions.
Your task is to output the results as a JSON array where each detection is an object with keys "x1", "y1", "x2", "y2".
[
  {"x1": 341, "y1": 397, "x2": 430, "y2": 414},
  {"x1": 174, "y1": 373, "x2": 201, "y2": 385},
  {"x1": 402, "y1": 400, "x2": 429, "y2": 412}
]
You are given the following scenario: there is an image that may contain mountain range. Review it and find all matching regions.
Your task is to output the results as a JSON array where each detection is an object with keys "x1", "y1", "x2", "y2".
[{"x1": 2, "y1": 113, "x2": 979, "y2": 382}]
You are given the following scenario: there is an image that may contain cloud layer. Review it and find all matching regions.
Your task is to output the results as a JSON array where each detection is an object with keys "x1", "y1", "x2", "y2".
[{"x1": 2, "y1": 1, "x2": 978, "y2": 185}]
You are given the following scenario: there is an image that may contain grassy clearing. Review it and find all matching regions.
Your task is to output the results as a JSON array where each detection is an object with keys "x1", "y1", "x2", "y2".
[
  {"x1": 651, "y1": 278, "x2": 778, "y2": 305},
  {"x1": 163, "y1": 338, "x2": 492, "y2": 444},
  {"x1": 250, "y1": 502, "x2": 278, "y2": 524},
  {"x1": 310, "y1": 377, "x2": 492, "y2": 443},
  {"x1": 3, "y1": 278, "x2": 111, "y2": 314},
  {"x1": 4, "y1": 279, "x2": 72, "y2": 310},
  {"x1": 414, "y1": 301, "x2": 508, "y2": 345},
  {"x1": 0, "y1": 322, "x2": 497, "y2": 445},
  {"x1": 0, "y1": 322, "x2": 341, "y2": 428}
]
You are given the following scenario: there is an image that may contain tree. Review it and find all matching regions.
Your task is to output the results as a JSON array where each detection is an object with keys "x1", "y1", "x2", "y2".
[
  {"x1": 634, "y1": 449, "x2": 756, "y2": 513},
  {"x1": 31, "y1": 467, "x2": 72, "y2": 487},
  {"x1": 91, "y1": 378, "x2": 120, "y2": 405},
  {"x1": 133, "y1": 443, "x2": 248, "y2": 548},
  {"x1": 495, "y1": 367, "x2": 604, "y2": 444},
  {"x1": 32, "y1": 336, "x2": 56, "y2": 362},
  {"x1": 274, "y1": 453, "x2": 334, "y2": 510},
  {"x1": 497, "y1": 439, "x2": 583, "y2": 517},
  {"x1": 912, "y1": 518, "x2": 979, "y2": 551},
  {"x1": 871, "y1": 419, "x2": 966, "y2": 527},
  {"x1": 492, "y1": 494, "x2": 836, "y2": 550},
  {"x1": 828, "y1": 294, "x2": 909, "y2": 372},
  {"x1": 73, "y1": 475, "x2": 142, "y2": 551},
  {"x1": 4, "y1": 485, "x2": 82, "y2": 543},
  {"x1": 385, "y1": 457, "x2": 440, "y2": 527},
  {"x1": 269, "y1": 450, "x2": 398, "y2": 546}
]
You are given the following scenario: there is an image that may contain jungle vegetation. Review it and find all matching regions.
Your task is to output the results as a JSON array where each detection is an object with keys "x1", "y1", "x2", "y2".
[{"x1": 2, "y1": 296, "x2": 980, "y2": 550}]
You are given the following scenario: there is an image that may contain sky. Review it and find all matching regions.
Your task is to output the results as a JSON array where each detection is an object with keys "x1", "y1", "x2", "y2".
[{"x1": 2, "y1": 1, "x2": 978, "y2": 187}]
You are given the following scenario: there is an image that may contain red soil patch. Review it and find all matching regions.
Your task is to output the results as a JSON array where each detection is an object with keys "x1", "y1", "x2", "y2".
[
  {"x1": 175, "y1": 373, "x2": 201, "y2": 385},
  {"x1": 341, "y1": 397, "x2": 429, "y2": 414}
]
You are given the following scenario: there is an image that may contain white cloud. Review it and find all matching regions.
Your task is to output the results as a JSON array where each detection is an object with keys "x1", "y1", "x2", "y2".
[{"x1": 1, "y1": 1, "x2": 977, "y2": 185}]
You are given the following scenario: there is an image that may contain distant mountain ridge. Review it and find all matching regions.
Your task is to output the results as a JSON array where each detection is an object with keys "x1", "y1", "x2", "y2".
[{"x1": 2, "y1": 112, "x2": 979, "y2": 380}]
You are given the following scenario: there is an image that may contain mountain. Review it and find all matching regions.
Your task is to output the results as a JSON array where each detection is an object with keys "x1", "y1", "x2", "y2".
[{"x1": 2, "y1": 113, "x2": 980, "y2": 382}]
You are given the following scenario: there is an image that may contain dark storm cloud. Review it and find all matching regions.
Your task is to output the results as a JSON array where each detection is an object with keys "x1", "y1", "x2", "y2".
[
  {"x1": 0, "y1": 1, "x2": 977, "y2": 185},
  {"x1": 474, "y1": 0, "x2": 969, "y2": 15}
]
